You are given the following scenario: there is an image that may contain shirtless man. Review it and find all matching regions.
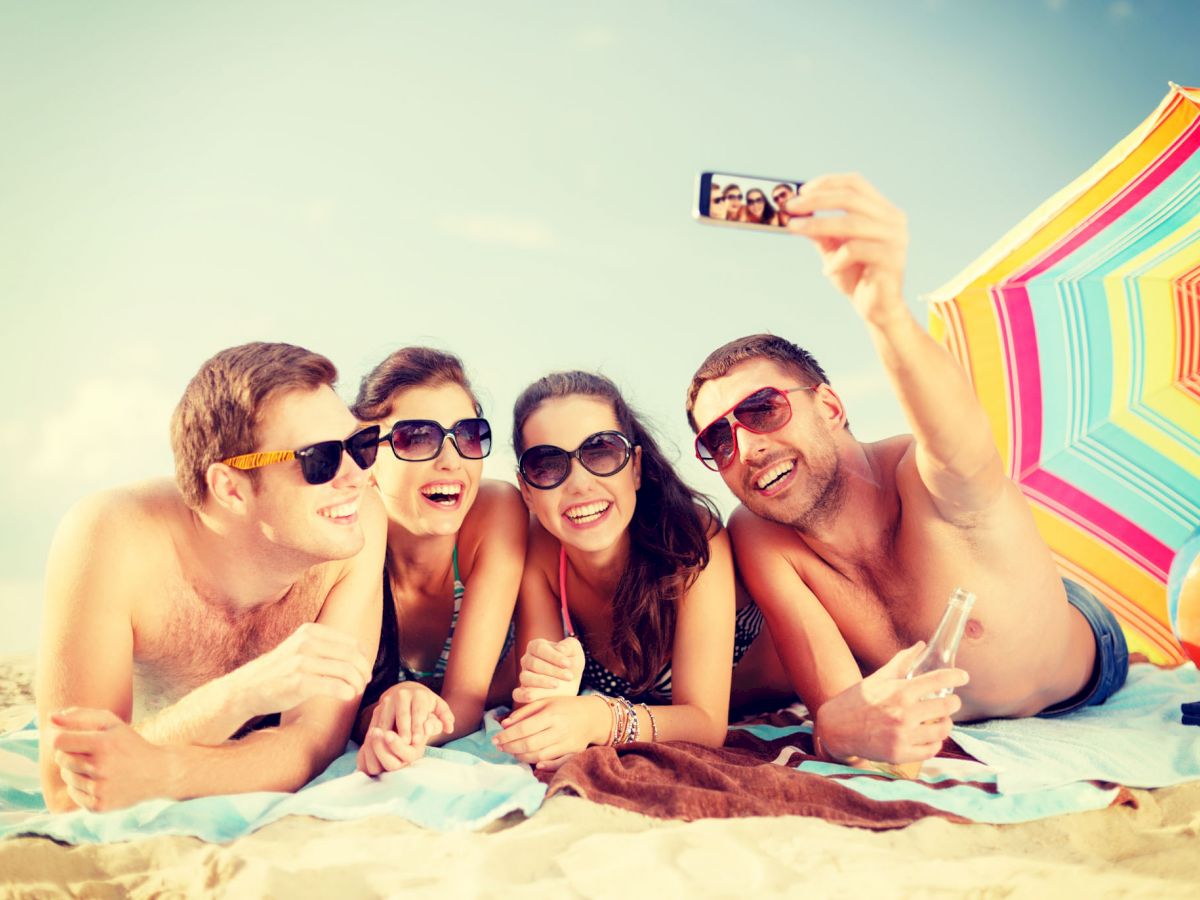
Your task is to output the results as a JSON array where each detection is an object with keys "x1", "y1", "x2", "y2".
[
  {"x1": 685, "y1": 174, "x2": 1128, "y2": 766},
  {"x1": 36, "y1": 342, "x2": 430, "y2": 812}
]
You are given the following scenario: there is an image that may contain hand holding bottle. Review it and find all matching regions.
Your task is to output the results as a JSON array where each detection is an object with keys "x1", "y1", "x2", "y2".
[{"x1": 814, "y1": 641, "x2": 968, "y2": 765}]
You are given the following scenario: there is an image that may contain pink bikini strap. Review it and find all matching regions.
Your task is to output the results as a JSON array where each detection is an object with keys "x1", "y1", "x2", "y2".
[{"x1": 558, "y1": 545, "x2": 576, "y2": 637}]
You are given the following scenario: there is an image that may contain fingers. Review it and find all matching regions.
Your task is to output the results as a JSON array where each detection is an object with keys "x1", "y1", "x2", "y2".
[
  {"x1": 521, "y1": 641, "x2": 573, "y2": 678},
  {"x1": 51, "y1": 729, "x2": 106, "y2": 754},
  {"x1": 904, "y1": 667, "x2": 970, "y2": 701},
  {"x1": 788, "y1": 214, "x2": 896, "y2": 244},
  {"x1": 391, "y1": 689, "x2": 413, "y2": 745},
  {"x1": 558, "y1": 637, "x2": 585, "y2": 664},
  {"x1": 287, "y1": 623, "x2": 373, "y2": 686},
  {"x1": 58, "y1": 766, "x2": 96, "y2": 799},
  {"x1": 409, "y1": 689, "x2": 438, "y2": 746},
  {"x1": 433, "y1": 697, "x2": 455, "y2": 736},
  {"x1": 910, "y1": 716, "x2": 955, "y2": 747},
  {"x1": 64, "y1": 780, "x2": 96, "y2": 811},
  {"x1": 518, "y1": 670, "x2": 568, "y2": 691},
  {"x1": 534, "y1": 753, "x2": 574, "y2": 772},
  {"x1": 512, "y1": 685, "x2": 558, "y2": 705},
  {"x1": 494, "y1": 708, "x2": 553, "y2": 754},
  {"x1": 50, "y1": 708, "x2": 121, "y2": 731},
  {"x1": 499, "y1": 699, "x2": 546, "y2": 729},
  {"x1": 357, "y1": 737, "x2": 381, "y2": 776},
  {"x1": 54, "y1": 749, "x2": 95, "y2": 777}
]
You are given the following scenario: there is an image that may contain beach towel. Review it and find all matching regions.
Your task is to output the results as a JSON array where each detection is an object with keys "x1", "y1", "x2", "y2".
[
  {"x1": 548, "y1": 663, "x2": 1200, "y2": 827},
  {"x1": 0, "y1": 710, "x2": 545, "y2": 844},
  {"x1": 952, "y1": 662, "x2": 1200, "y2": 792}
]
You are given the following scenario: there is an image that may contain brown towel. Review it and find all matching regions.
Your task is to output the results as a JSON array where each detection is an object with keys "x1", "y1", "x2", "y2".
[
  {"x1": 544, "y1": 712, "x2": 1135, "y2": 827},
  {"x1": 545, "y1": 725, "x2": 968, "y2": 828}
]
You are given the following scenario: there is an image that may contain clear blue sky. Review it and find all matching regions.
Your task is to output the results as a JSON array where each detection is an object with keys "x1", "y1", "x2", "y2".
[{"x1": 2, "y1": 0, "x2": 1197, "y2": 653}]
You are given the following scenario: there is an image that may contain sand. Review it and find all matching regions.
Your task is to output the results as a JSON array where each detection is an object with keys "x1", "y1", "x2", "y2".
[{"x1": 2, "y1": 657, "x2": 1198, "y2": 899}]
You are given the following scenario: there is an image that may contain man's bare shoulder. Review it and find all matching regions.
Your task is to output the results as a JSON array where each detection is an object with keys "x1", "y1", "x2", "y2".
[
  {"x1": 54, "y1": 479, "x2": 187, "y2": 556},
  {"x1": 728, "y1": 504, "x2": 807, "y2": 562}
]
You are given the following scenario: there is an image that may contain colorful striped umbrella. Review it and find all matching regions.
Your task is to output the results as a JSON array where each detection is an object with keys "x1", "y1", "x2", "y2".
[{"x1": 928, "y1": 83, "x2": 1200, "y2": 665}]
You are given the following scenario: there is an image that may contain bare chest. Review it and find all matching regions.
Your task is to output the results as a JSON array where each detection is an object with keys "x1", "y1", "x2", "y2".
[{"x1": 132, "y1": 572, "x2": 328, "y2": 713}]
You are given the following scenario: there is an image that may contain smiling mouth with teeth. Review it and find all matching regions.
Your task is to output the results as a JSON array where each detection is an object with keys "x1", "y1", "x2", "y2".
[
  {"x1": 318, "y1": 501, "x2": 359, "y2": 520},
  {"x1": 564, "y1": 500, "x2": 611, "y2": 524},
  {"x1": 754, "y1": 460, "x2": 795, "y2": 492},
  {"x1": 421, "y1": 483, "x2": 464, "y2": 506}
]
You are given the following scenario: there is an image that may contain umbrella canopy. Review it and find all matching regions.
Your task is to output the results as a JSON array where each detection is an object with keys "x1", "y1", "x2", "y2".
[{"x1": 929, "y1": 83, "x2": 1200, "y2": 665}]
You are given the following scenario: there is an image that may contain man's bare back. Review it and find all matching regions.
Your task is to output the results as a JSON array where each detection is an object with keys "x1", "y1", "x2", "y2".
[{"x1": 687, "y1": 175, "x2": 1126, "y2": 766}]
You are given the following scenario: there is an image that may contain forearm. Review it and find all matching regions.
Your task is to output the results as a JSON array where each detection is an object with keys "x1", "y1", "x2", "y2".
[
  {"x1": 639, "y1": 701, "x2": 726, "y2": 746},
  {"x1": 134, "y1": 673, "x2": 250, "y2": 746},
  {"x1": 438, "y1": 691, "x2": 485, "y2": 743},
  {"x1": 165, "y1": 723, "x2": 346, "y2": 800},
  {"x1": 865, "y1": 306, "x2": 996, "y2": 474}
]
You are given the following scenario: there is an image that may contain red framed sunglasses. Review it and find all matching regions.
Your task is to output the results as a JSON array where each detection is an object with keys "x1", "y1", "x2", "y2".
[{"x1": 694, "y1": 385, "x2": 816, "y2": 471}]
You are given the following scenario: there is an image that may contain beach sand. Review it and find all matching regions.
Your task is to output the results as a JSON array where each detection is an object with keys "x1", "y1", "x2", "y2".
[{"x1": 3, "y1": 657, "x2": 1199, "y2": 899}]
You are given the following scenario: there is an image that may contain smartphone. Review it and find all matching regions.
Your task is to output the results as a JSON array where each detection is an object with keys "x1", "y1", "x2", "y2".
[{"x1": 694, "y1": 171, "x2": 805, "y2": 232}]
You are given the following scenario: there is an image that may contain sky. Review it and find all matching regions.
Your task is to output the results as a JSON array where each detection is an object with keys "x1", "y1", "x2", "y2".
[{"x1": 2, "y1": 0, "x2": 1198, "y2": 655}]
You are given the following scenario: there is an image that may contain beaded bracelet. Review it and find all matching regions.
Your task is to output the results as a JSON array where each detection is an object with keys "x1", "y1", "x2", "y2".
[
  {"x1": 617, "y1": 696, "x2": 638, "y2": 744},
  {"x1": 637, "y1": 702, "x2": 658, "y2": 742}
]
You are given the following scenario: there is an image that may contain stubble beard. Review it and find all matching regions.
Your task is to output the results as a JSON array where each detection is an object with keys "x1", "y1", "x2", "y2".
[{"x1": 744, "y1": 454, "x2": 847, "y2": 535}]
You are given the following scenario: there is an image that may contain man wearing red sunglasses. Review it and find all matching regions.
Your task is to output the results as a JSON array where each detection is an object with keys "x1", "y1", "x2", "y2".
[
  {"x1": 686, "y1": 173, "x2": 1126, "y2": 769},
  {"x1": 36, "y1": 342, "x2": 394, "y2": 812}
]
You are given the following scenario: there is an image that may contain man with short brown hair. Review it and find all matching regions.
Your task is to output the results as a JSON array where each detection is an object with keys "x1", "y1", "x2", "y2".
[
  {"x1": 37, "y1": 342, "x2": 406, "y2": 812},
  {"x1": 687, "y1": 175, "x2": 1127, "y2": 768}
]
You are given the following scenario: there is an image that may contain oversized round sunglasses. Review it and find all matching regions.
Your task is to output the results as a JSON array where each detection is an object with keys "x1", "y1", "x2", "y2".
[
  {"x1": 694, "y1": 386, "x2": 816, "y2": 472},
  {"x1": 518, "y1": 430, "x2": 634, "y2": 490},
  {"x1": 221, "y1": 425, "x2": 381, "y2": 485},
  {"x1": 382, "y1": 417, "x2": 492, "y2": 462}
]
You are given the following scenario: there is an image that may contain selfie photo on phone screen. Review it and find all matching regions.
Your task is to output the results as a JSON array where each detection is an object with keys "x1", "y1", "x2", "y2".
[{"x1": 694, "y1": 172, "x2": 804, "y2": 232}]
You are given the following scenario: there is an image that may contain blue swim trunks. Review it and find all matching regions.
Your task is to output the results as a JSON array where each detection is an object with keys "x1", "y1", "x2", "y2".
[{"x1": 1038, "y1": 577, "x2": 1129, "y2": 718}]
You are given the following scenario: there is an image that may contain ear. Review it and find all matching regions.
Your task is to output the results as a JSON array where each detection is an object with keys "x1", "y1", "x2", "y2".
[
  {"x1": 632, "y1": 445, "x2": 643, "y2": 490},
  {"x1": 206, "y1": 463, "x2": 251, "y2": 515},
  {"x1": 813, "y1": 384, "x2": 848, "y2": 432}
]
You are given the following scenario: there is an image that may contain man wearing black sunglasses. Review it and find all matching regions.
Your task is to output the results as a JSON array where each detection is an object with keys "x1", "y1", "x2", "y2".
[
  {"x1": 36, "y1": 342, "x2": 387, "y2": 812},
  {"x1": 686, "y1": 173, "x2": 1125, "y2": 771}
]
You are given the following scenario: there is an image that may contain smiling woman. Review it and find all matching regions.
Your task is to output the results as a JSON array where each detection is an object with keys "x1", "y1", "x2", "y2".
[
  {"x1": 349, "y1": 347, "x2": 528, "y2": 775},
  {"x1": 493, "y1": 371, "x2": 789, "y2": 770}
]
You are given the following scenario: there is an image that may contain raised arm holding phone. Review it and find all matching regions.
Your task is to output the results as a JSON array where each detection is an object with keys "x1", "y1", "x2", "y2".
[{"x1": 686, "y1": 173, "x2": 1128, "y2": 766}]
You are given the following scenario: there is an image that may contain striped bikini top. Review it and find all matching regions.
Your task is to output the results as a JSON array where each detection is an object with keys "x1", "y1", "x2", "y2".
[
  {"x1": 400, "y1": 545, "x2": 468, "y2": 681},
  {"x1": 556, "y1": 546, "x2": 766, "y2": 705},
  {"x1": 361, "y1": 545, "x2": 513, "y2": 712}
]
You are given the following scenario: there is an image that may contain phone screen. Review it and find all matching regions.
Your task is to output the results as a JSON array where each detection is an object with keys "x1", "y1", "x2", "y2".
[{"x1": 695, "y1": 172, "x2": 804, "y2": 232}]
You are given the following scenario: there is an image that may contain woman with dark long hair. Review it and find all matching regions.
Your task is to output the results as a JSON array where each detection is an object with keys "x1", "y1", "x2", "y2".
[
  {"x1": 493, "y1": 372, "x2": 775, "y2": 768},
  {"x1": 351, "y1": 347, "x2": 527, "y2": 775},
  {"x1": 739, "y1": 187, "x2": 779, "y2": 225}
]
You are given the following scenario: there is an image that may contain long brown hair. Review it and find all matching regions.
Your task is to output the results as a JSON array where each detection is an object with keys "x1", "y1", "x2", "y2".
[{"x1": 514, "y1": 371, "x2": 718, "y2": 693}]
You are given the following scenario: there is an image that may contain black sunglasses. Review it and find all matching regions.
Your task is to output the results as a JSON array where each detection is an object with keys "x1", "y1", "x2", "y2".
[
  {"x1": 383, "y1": 418, "x2": 492, "y2": 462},
  {"x1": 221, "y1": 425, "x2": 381, "y2": 485},
  {"x1": 518, "y1": 430, "x2": 634, "y2": 490},
  {"x1": 725, "y1": 192, "x2": 743, "y2": 201}
]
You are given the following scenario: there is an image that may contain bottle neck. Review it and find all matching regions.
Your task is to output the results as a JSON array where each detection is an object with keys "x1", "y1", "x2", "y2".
[{"x1": 926, "y1": 589, "x2": 976, "y2": 664}]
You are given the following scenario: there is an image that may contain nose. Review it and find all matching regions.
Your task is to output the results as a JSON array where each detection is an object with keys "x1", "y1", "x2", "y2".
[
  {"x1": 560, "y1": 456, "x2": 593, "y2": 493},
  {"x1": 734, "y1": 423, "x2": 771, "y2": 463},
  {"x1": 332, "y1": 446, "x2": 369, "y2": 490},
  {"x1": 433, "y1": 435, "x2": 462, "y2": 470}
]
